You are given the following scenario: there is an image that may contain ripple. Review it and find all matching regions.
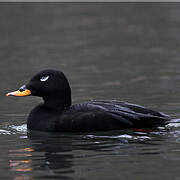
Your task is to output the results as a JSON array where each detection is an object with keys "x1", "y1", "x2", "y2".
[
  {"x1": 166, "y1": 119, "x2": 180, "y2": 128},
  {"x1": 0, "y1": 124, "x2": 27, "y2": 136},
  {"x1": 85, "y1": 134, "x2": 133, "y2": 140},
  {"x1": 9, "y1": 124, "x2": 27, "y2": 134},
  {"x1": 0, "y1": 129, "x2": 12, "y2": 135},
  {"x1": 85, "y1": 133, "x2": 152, "y2": 143},
  {"x1": 0, "y1": 124, "x2": 28, "y2": 137}
]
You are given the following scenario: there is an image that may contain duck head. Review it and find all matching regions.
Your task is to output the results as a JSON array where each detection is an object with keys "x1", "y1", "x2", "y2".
[{"x1": 7, "y1": 69, "x2": 72, "y2": 109}]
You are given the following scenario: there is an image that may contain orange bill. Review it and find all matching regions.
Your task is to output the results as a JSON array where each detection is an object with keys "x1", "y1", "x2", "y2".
[{"x1": 6, "y1": 89, "x2": 31, "y2": 97}]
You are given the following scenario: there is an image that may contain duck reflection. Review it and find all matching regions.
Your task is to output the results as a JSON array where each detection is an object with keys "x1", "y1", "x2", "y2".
[
  {"x1": 9, "y1": 130, "x2": 75, "y2": 179},
  {"x1": 9, "y1": 147, "x2": 33, "y2": 173},
  {"x1": 8, "y1": 127, "x2": 166, "y2": 180}
]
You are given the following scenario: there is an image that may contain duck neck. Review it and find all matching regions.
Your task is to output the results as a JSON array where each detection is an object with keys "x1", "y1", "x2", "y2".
[{"x1": 43, "y1": 95, "x2": 71, "y2": 110}]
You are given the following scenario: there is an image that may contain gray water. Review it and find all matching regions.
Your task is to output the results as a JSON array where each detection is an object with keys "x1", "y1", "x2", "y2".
[{"x1": 1, "y1": 3, "x2": 180, "y2": 180}]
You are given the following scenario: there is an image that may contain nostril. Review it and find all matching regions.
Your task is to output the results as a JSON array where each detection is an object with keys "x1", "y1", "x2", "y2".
[
  {"x1": 19, "y1": 88, "x2": 24, "y2": 92},
  {"x1": 19, "y1": 85, "x2": 27, "y2": 92}
]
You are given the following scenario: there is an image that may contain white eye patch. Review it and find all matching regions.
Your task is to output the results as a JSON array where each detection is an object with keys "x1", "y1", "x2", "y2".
[{"x1": 40, "y1": 76, "x2": 49, "y2": 82}]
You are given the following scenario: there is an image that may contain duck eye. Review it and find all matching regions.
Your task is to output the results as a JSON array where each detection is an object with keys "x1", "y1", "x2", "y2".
[{"x1": 40, "y1": 76, "x2": 49, "y2": 82}]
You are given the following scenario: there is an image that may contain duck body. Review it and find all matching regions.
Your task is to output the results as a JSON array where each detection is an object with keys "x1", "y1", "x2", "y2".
[
  {"x1": 7, "y1": 69, "x2": 170, "y2": 132},
  {"x1": 27, "y1": 99, "x2": 170, "y2": 132}
]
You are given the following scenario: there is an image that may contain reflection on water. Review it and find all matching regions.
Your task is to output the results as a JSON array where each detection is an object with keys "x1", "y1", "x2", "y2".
[
  {"x1": 5, "y1": 126, "x2": 180, "y2": 179},
  {"x1": 1, "y1": 3, "x2": 180, "y2": 180}
]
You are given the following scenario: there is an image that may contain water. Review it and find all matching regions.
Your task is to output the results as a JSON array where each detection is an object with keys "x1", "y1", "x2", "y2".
[{"x1": 1, "y1": 3, "x2": 180, "y2": 180}]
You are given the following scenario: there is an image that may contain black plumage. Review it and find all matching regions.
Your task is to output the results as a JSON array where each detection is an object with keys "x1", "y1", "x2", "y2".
[{"x1": 7, "y1": 69, "x2": 170, "y2": 132}]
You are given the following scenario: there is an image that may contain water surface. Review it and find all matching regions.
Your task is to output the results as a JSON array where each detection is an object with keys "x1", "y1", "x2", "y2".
[{"x1": 1, "y1": 3, "x2": 180, "y2": 180}]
